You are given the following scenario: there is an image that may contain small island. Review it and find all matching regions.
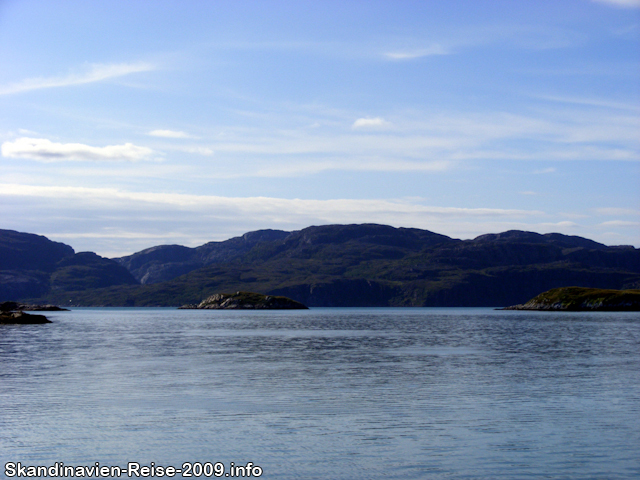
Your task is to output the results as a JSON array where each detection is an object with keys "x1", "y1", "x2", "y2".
[
  {"x1": 179, "y1": 291, "x2": 309, "y2": 310},
  {"x1": 0, "y1": 302, "x2": 53, "y2": 324},
  {"x1": 502, "y1": 287, "x2": 640, "y2": 311},
  {"x1": 0, "y1": 302, "x2": 69, "y2": 312}
]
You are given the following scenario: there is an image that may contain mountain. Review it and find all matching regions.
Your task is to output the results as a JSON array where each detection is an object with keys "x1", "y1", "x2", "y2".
[
  {"x1": 3, "y1": 224, "x2": 639, "y2": 307},
  {"x1": 0, "y1": 229, "x2": 138, "y2": 301},
  {"x1": 114, "y1": 229, "x2": 289, "y2": 284}
]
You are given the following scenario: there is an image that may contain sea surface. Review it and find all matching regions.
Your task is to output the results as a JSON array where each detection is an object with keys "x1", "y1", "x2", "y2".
[{"x1": 1, "y1": 308, "x2": 639, "y2": 479}]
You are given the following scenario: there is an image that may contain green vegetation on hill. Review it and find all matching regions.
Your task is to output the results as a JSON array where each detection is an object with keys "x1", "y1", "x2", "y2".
[
  {"x1": 503, "y1": 287, "x2": 640, "y2": 311},
  {"x1": 3, "y1": 224, "x2": 640, "y2": 307}
]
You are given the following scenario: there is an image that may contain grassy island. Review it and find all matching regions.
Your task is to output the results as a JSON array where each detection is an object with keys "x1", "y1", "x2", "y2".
[{"x1": 503, "y1": 287, "x2": 640, "y2": 311}]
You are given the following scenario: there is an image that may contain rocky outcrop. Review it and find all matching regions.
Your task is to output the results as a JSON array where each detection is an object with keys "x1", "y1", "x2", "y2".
[
  {"x1": 180, "y1": 291, "x2": 308, "y2": 310},
  {"x1": 0, "y1": 301, "x2": 68, "y2": 311},
  {"x1": 502, "y1": 287, "x2": 640, "y2": 311},
  {"x1": 0, "y1": 310, "x2": 52, "y2": 324},
  {"x1": 0, "y1": 302, "x2": 52, "y2": 323}
]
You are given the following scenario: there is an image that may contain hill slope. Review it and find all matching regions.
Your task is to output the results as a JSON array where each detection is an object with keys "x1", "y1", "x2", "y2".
[
  {"x1": 22, "y1": 223, "x2": 639, "y2": 307},
  {"x1": 0, "y1": 229, "x2": 138, "y2": 301}
]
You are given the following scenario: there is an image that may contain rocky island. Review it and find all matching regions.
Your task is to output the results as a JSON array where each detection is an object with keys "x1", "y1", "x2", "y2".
[
  {"x1": 0, "y1": 301, "x2": 53, "y2": 324},
  {"x1": 0, "y1": 301, "x2": 69, "y2": 312},
  {"x1": 502, "y1": 287, "x2": 640, "y2": 311},
  {"x1": 180, "y1": 291, "x2": 308, "y2": 310}
]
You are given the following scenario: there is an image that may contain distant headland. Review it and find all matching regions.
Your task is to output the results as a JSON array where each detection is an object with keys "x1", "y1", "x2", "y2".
[{"x1": 502, "y1": 287, "x2": 640, "y2": 311}]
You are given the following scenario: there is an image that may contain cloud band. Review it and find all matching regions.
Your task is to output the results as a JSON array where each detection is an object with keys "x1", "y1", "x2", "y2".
[{"x1": 1, "y1": 137, "x2": 154, "y2": 162}]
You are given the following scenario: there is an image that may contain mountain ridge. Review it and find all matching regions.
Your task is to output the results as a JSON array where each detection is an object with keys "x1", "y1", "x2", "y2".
[{"x1": 2, "y1": 224, "x2": 639, "y2": 307}]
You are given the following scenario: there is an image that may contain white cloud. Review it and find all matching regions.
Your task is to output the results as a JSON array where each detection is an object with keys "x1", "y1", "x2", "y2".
[
  {"x1": 181, "y1": 146, "x2": 214, "y2": 156},
  {"x1": 384, "y1": 44, "x2": 450, "y2": 60},
  {"x1": 148, "y1": 129, "x2": 194, "y2": 139},
  {"x1": 599, "y1": 220, "x2": 640, "y2": 226},
  {"x1": 0, "y1": 183, "x2": 542, "y2": 218},
  {"x1": 533, "y1": 94, "x2": 640, "y2": 112},
  {"x1": 0, "y1": 182, "x2": 548, "y2": 255},
  {"x1": 595, "y1": 207, "x2": 640, "y2": 215},
  {"x1": 591, "y1": 0, "x2": 640, "y2": 8},
  {"x1": 1, "y1": 137, "x2": 154, "y2": 162},
  {"x1": 4, "y1": 182, "x2": 638, "y2": 255},
  {"x1": 0, "y1": 62, "x2": 154, "y2": 95},
  {"x1": 540, "y1": 221, "x2": 580, "y2": 228},
  {"x1": 352, "y1": 117, "x2": 390, "y2": 129}
]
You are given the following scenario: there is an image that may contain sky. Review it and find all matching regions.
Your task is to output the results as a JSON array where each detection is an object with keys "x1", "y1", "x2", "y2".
[{"x1": 1, "y1": 0, "x2": 639, "y2": 257}]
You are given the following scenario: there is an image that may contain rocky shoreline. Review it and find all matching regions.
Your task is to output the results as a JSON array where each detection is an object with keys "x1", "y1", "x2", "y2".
[
  {"x1": 0, "y1": 311, "x2": 52, "y2": 324},
  {"x1": 0, "y1": 301, "x2": 65, "y2": 324}
]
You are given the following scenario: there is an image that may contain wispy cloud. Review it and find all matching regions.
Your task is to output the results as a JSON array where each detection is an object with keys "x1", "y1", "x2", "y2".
[
  {"x1": 4, "y1": 182, "x2": 638, "y2": 255},
  {"x1": 591, "y1": 0, "x2": 640, "y2": 8},
  {"x1": 0, "y1": 62, "x2": 154, "y2": 95},
  {"x1": 0, "y1": 183, "x2": 541, "y2": 218},
  {"x1": 384, "y1": 44, "x2": 450, "y2": 60},
  {"x1": 148, "y1": 129, "x2": 194, "y2": 139},
  {"x1": 599, "y1": 220, "x2": 640, "y2": 226},
  {"x1": 595, "y1": 207, "x2": 640, "y2": 215},
  {"x1": 533, "y1": 94, "x2": 640, "y2": 112},
  {"x1": 1, "y1": 137, "x2": 154, "y2": 162},
  {"x1": 180, "y1": 146, "x2": 214, "y2": 156},
  {"x1": 352, "y1": 117, "x2": 391, "y2": 129},
  {"x1": 203, "y1": 104, "x2": 638, "y2": 169},
  {"x1": 0, "y1": 182, "x2": 548, "y2": 255}
]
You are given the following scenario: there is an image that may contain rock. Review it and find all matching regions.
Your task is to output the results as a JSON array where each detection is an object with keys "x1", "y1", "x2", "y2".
[
  {"x1": 180, "y1": 291, "x2": 308, "y2": 310},
  {"x1": 0, "y1": 301, "x2": 20, "y2": 312},
  {"x1": 0, "y1": 301, "x2": 68, "y2": 311},
  {"x1": 501, "y1": 287, "x2": 640, "y2": 311},
  {"x1": 0, "y1": 311, "x2": 51, "y2": 324},
  {"x1": 18, "y1": 304, "x2": 69, "y2": 311},
  {"x1": 0, "y1": 301, "x2": 61, "y2": 323}
]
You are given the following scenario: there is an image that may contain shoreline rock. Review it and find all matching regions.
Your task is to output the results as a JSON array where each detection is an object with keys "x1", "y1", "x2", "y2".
[
  {"x1": 179, "y1": 291, "x2": 308, "y2": 310},
  {"x1": 501, "y1": 287, "x2": 640, "y2": 311},
  {"x1": 0, "y1": 301, "x2": 69, "y2": 312},
  {"x1": 0, "y1": 301, "x2": 63, "y2": 324},
  {"x1": 0, "y1": 311, "x2": 52, "y2": 324}
]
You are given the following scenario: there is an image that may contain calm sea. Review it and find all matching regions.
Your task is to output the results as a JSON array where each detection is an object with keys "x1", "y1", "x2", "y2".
[{"x1": 1, "y1": 308, "x2": 639, "y2": 479}]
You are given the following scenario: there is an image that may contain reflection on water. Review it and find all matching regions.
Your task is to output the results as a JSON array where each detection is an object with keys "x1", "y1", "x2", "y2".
[{"x1": 1, "y1": 308, "x2": 639, "y2": 479}]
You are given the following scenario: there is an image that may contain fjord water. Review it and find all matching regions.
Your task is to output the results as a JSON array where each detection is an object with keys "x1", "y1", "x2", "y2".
[{"x1": 1, "y1": 308, "x2": 639, "y2": 479}]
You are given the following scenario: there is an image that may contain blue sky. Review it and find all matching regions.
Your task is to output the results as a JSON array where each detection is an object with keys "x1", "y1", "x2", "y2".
[{"x1": 1, "y1": 0, "x2": 638, "y2": 257}]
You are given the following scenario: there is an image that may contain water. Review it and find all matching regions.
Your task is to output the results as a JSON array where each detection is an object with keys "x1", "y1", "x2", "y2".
[{"x1": 1, "y1": 308, "x2": 639, "y2": 479}]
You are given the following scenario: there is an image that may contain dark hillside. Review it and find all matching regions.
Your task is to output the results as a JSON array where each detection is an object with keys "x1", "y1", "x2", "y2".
[
  {"x1": 51, "y1": 252, "x2": 138, "y2": 291},
  {"x1": 115, "y1": 229, "x2": 289, "y2": 284},
  {"x1": 4, "y1": 224, "x2": 639, "y2": 307},
  {"x1": 29, "y1": 224, "x2": 640, "y2": 307},
  {"x1": 0, "y1": 229, "x2": 74, "y2": 271},
  {"x1": 0, "y1": 230, "x2": 139, "y2": 302}
]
